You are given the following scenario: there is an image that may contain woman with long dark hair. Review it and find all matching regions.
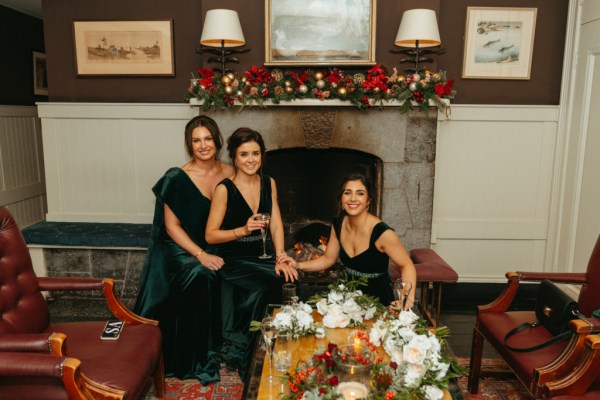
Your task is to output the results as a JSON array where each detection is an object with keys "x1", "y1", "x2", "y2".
[
  {"x1": 205, "y1": 127, "x2": 297, "y2": 378},
  {"x1": 135, "y1": 115, "x2": 234, "y2": 383},
  {"x1": 292, "y1": 172, "x2": 417, "y2": 308}
]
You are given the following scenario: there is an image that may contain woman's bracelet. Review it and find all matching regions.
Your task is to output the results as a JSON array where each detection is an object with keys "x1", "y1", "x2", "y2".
[{"x1": 193, "y1": 250, "x2": 204, "y2": 258}]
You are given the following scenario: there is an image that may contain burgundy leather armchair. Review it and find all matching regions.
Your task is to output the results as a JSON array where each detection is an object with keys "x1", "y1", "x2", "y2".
[
  {"x1": 468, "y1": 234, "x2": 600, "y2": 398},
  {"x1": 0, "y1": 207, "x2": 164, "y2": 399}
]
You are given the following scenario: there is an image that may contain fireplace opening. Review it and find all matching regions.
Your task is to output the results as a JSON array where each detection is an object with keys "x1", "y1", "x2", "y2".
[{"x1": 263, "y1": 147, "x2": 383, "y2": 247}]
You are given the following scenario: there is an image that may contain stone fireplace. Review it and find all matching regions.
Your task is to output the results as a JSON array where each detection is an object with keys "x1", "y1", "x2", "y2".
[{"x1": 213, "y1": 104, "x2": 438, "y2": 251}]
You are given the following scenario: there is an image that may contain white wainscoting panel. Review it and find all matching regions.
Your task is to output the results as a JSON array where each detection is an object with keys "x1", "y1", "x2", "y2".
[
  {"x1": 0, "y1": 105, "x2": 46, "y2": 227},
  {"x1": 39, "y1": 103, "x2": 196, "y2": 222},
  {"x1": 433, "y1": 105, "x2": 560, "y2": 282}
]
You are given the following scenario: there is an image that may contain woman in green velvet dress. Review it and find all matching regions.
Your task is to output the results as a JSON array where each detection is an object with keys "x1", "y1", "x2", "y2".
[
  {"x1": 293, "y1": 173, "x2": 417, "y2": 310},
  {"x1": 205, "y1": 127, "x2": 297, "y2": 378},
  {"x1": 134, "y1": 115, "x2": 234, "y2": 384}
]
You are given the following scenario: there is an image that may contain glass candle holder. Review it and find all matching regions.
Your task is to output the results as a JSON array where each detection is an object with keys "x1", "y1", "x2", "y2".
[{"x1": 332, "y1": 343, "x2": 374, "y2": 386}]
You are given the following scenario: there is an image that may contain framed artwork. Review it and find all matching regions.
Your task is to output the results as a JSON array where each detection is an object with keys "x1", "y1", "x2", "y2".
[
  {"x1": 33, "y1": 51, "x2": 48, "y2": 96},
  {"x1": 462, "y1": 7, "x2": 537, "y2": 80},
  {"x1": 72, "y1": 20, "x2": 174, "y2": 76},
  {"x1": 265, "y1": 0, "x2": 376, "y2": 66}
]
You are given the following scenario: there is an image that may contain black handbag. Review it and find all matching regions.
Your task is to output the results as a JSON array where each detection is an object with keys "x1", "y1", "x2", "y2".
[{"x1": 504, "y1": 279, "x2": 581, "y2": 352}]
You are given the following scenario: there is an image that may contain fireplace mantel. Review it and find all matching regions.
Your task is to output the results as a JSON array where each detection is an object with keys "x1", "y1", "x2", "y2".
[{"x1": 189, "y1": 98, "x2": 449, "y2": 108}]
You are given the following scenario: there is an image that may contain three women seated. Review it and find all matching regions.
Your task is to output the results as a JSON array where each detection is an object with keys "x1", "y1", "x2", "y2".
[{"x1": 134, "y1": 115, "x2": 417, "y2": 384}]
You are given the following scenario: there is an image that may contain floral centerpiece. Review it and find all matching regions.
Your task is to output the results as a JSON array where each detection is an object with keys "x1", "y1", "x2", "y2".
[
  {"x1": 250, "y1": 297, "x2": 325, "y2": 339},
  {"x1": 311, "y1": 277, "x2": 384, "y2": 329},
  {"x1": 186, "y1": 64, "x2": 455, "y2": 113}
]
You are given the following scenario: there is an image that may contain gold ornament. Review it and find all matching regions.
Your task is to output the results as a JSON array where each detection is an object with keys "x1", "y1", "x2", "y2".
[
  {"x1": 409, "y1": 82, "x2": 418, "y2": 92},
  {"x1": 285, "y1": 86, "x2": 294, "y2": 94},
  {"x1": 432, "y1": 73, "x2": 441, "y2": 82},
  {"x1": 337, "y1": 87, "x2": 347, "y2": 96},
  {"x1": 221, "y1": 75, "x2": 232, "y2": 85},
  {"x1": 314, "y1": 71, "x2": 324, "y2": 80},
  {"x1": 398, "y1": 75, "x2": 406, "y2": 83},
  {"x1": 284, "y1": 80, "x2": 292, "y2": 87},
  {"x1": 316, "y1": 79, "x2": 325, "y2": 89},
  {"x1": 224, "y1": 86, "x2": 234, "y2": 95},
  {"x1": 232, "y1": 79, "x2": 239, "y2": 88},
  {"x1": 299, "y1": 84, "x2": 308, "y2": 94},
  {"x1": 271, "y1": 68, "x2": 284, "y2": 81},
  {"x1": 353, "y1": 73, "x2": 365, "y2": 85},
  {"x1": 236, "y1": 90, "x2": 243, "y2": 97},
  {"x1": 227, "y1": 72, "x2": 235, "y2": 81},
  {"x1": 412, "y1": 74, "x2": 421, "y2": 83},
  {"x1": 241, "y1": 76, "x2": 247, "y2": 83}
]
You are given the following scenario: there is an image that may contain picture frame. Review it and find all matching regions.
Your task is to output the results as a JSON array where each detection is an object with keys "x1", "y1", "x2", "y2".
[
  {"x1": 462, "y1": 7, "x2": 537, "y2": 80},
  {"x1": 33, "y1": 51, "x2": 48, "y2": 96},
  {"x1": 265, "y1": 0, "x2": 376, "y2": 66},
  {"x1": 72, "y1": 20, "x2": 174, "y2": 76}
]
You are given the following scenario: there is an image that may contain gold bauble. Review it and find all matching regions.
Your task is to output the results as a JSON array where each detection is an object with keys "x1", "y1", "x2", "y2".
[
  {"x1": 299, "y1": 84, "x2": 308, "y2": 94},
  {"x1": 224, "y1": 86, "x2": 234, "y2": 95},
  {"x1": 284, "y1": 80, "x2": 292, "y2": 87},
  {"x1": 337, "y1": 87, "x2": 347, "y2": 96},
  {"x1": 285, "y1": 86, "x2": 294, "y2": 94},
  {"x1": 314, "y1": 71, "x2": 324, "y2": 80},
  {"x1": 236, "y1": 90, "x2": 243, "y2": 97},
  {"x1": 221, "y1": 75, "x2": 232, "y2": 85},
  {"x1": 432, "y1": 73, "x2": 441, "y2": 82},
  {"x1": 373, "y1": 87, "x2": 380, "y2": 93},
  {"x1": 241, "y1": 76, "x2": 247, "y2": 83},
  {"x1": 409, "y1": 82, "x2": 418, "y2": 92},
  {"x1": 398, "y1": 75, "x2": 406, "y2": 83},
  {"x1": 316, "y1": 79, "x2": 326, "y2": 89},
  {"x1": 227, "y1": 72, "x2": 235, "y2": 81},
  {"x1": 412, "y1": 73, "x2": 421, "y2": 83}
]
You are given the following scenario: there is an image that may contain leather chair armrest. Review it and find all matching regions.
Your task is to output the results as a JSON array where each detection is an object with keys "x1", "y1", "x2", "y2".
[
  {"x1": 516, "y1": 271, "x2": 588, "y2": 285},
  {"x1": 542, "y1": 334, "x2": 600, "y2": 398},
  {"x1": 37, "y1": 277, "x2": 158, "y2": 326},
  {"x1": 0, "y1": 353, "x2": 88, "y2": 400},
  {"x1": 0, "y1": 332, "x2": 66, "y2": 355}
]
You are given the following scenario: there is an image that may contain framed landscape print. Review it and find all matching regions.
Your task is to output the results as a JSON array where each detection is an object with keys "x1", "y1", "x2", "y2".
[
  {"x1": 33, "y1": 51, "x2": 48, "y2": 96},
  {"x1": 73, "y1": 20, "x2": 174, "y2": 76},
  {"x1": 265, "y1": 0, "x2": 377, "y2": 66},
  {"x1": 462, "y1": 7, "x2": 537, "y2": 79}
]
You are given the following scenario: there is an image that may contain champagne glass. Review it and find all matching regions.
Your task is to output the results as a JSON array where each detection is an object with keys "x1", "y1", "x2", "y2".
[
  {"x1": 261, "y1": 316, "x2": 278, "y2": 381},
  {"x1": 257, "y1": 213, "x2": 272, "y2": 259},
  {"x1": 393, "y1": 279, "x2": 413, "y2": 310}
]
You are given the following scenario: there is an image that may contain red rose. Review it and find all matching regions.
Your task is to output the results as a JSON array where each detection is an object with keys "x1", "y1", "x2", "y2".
[{"x1": 329, "y1": 376, "x2": 339, "y2": 386}]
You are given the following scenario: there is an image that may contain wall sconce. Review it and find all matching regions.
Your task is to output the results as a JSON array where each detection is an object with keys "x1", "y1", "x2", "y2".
[
  {"x1": 391, "y1": 9, "x2": 445, "y2": 73},
  {"x1": 195, "y1": 9, "x2": 250, "y2": 74}
]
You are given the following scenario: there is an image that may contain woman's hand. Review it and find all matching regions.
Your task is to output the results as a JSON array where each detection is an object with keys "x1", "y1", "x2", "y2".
[
  {"x1": 197, "y1": 252, "x2": 225, "y2": 271},
  {"x1": 390, "y1": 296, "x2": 415, "y2": 312},
  {"x1": 276, "y1": 252, "x2": 297, "y2": 269},
  {"x1": 275, "y1": 261, "x2": 298, "y2": 282},
  {"x1": 244, "y1": 213, "x2": 268, "y2": 234}
]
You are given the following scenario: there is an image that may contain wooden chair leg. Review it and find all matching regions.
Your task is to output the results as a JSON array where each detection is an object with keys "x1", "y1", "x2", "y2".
[
  {"x1": 153, "y1": 353, "x2": 166, "y2": 397},
  {"x1": 468, "y1": 326, "x2": 484, "y2": 394}
]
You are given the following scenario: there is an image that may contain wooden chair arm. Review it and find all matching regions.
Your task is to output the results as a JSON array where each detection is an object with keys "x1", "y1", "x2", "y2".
[
  {"x1": 37, "y1": 276, "x2": 158, "y2": 326},
  {"x1": 477, "y1": 272, "x2": 521, "y2": 314},
  {"x1": 542, "y1": 333, "x2": 600, "y2": 398},
  {"x1": 0, "y1": 352, "x2": 89, "y2": 400},
  {"x1": 516, "y1": 271, "x2": 588, "y2": 285}
]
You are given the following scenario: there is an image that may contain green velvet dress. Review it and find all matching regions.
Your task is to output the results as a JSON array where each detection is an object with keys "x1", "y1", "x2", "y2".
[
  {"x1": 333, "y1": 216, "x2": 395, "y2": 305},
  {"x1": 134, "y1": 167, "x2": 222, "y2": 384},
  {"x1": 216, "y1": 175, "x2": 284, "y2": 379}
]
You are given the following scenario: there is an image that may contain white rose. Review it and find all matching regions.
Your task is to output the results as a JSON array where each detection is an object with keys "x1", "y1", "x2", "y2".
[
  {"x1": 364, "y1": 306, "x2": 377, "y2": 320},
  {"x1": 398, "y1": 309, "x2": 419, "y2": 327},
  {"x1": 428, "y1": 334, "x2": 441, "y2": 354},
  {"x1": 405, "y1": 363, "x2": 426, "y2": 387},
  {"x1": 296, "y1": 311, "x2": 313, "y2": 329},
  {"x1": 322, "y1": 304, "x2": 350, "y2": 328},
  {"x1": 273, "y1": 312, "x2": 292, "y2": 329},
  {"x1": 328, "y1": 290, "x2": 343, "y2": 303},
  {"x1": 316, "y1": 299, "x2": 329, "y2": 315},
  {"x1": 315, "y1": 326, "x2": 326, "y2": 339},
  {"x1": 433, "y1": 362, "x2": 450, "y2": 381},
  {"x1": 423, "y1": 385, "x2": 444, "y2": 400},
  {"x1": 301, "y1": 303, "x2": 313, "y2": 314},
  {"x1": 403, "y1": 335, "x2": 431, "y2": 365},
  {"x1": 368, "y1": 320, "x2": 384, "y2": 346},
  {"x1": 387, "y1": 345, "x2": 404, "y2": 365},
  {"x1": 397, "y1": 327, "x2": 416, "y2": 342}
]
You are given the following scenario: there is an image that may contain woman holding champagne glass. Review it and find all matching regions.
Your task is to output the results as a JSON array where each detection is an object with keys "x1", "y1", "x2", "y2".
[{"x1": 205, "y1": 127, "x2": 297, "y2": 378}]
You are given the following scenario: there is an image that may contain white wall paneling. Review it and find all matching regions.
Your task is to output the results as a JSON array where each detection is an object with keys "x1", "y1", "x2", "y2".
[
  {"x1": 433, "y1": 105, "x2": 560, "y2": 282},
  {"x1": 0, "y1": 105, "x2": 46, "y2": 226}
]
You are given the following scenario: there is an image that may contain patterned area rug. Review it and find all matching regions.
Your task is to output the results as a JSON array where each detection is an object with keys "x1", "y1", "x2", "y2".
[
  {"x1": 456, "y1": 357, "x2": 533, "y2": 400},
  {"x1": 143, "y1": 365, "x2": 244, "y2": 400},
  {"x1": 145, "y1": 358, "x2": 531, "y2": 399}
]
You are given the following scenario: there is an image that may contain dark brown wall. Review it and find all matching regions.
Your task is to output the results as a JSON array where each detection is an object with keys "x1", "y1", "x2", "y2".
[
  {"x1": 43, "y1": 0, "x2": 568, "y2": 105},
  {"x1": 0, "y1": 6, "x2": 45, "y2": 106}
]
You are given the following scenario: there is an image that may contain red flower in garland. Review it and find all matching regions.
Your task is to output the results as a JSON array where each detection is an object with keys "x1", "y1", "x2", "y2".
[
  {"x1": 245, "y1": 65, "x2": 273, "y2": 86},
  {"x1": 327, "y1": 69, "x2": 343, "y2": 85},
  {"x1": 363, "y1": 64, "x2": 389, "y2": 92},
  {"x1": 198, "y1": 68, "x2": 215, "y2": 88},
  {"x1": 434, "y1": 79, "x2": 455, "y2": 97}
]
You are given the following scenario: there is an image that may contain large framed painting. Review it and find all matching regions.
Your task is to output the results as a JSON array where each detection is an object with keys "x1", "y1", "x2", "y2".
[
  {"x1": 265, "y1": 0, "x2": 376, "y2": 66},
  {"x1": 72, "y1": 20, "x2": 174, "y2": 76},
  {"x1": 462, "y1": 7, "x2": 537, "y2": 80}
]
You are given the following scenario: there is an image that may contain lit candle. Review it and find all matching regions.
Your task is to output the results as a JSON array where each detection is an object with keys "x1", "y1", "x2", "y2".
[{"x1": 337, "y1": 381, "x2": 369, "y2": 400}]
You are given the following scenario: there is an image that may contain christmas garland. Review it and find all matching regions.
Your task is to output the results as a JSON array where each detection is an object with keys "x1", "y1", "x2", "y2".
[{"x1": 185, "y1": 65, "x2": 455, "y2": 113}]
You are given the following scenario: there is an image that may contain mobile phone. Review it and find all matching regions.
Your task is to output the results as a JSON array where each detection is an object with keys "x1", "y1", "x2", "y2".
[{"x1": 100, "y1": 320, "x2": 124, "y2": 340}]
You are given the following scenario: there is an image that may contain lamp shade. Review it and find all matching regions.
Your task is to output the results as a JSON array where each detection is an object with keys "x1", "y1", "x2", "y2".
[
  {"x1": 395, "y1": 9, "x2": 441, "y2": 48},
  {"x1": 200, "y1": 9, "x2": 245, "y2": 47}
]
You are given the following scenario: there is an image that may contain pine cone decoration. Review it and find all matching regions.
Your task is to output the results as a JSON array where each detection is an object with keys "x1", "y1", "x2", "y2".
[
  {"x1": 271, "y1": 69, "x2": 284, "y2": 82},
  {"x1": 352, "y1": 73, "x2": 365, "y2": 85}
]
